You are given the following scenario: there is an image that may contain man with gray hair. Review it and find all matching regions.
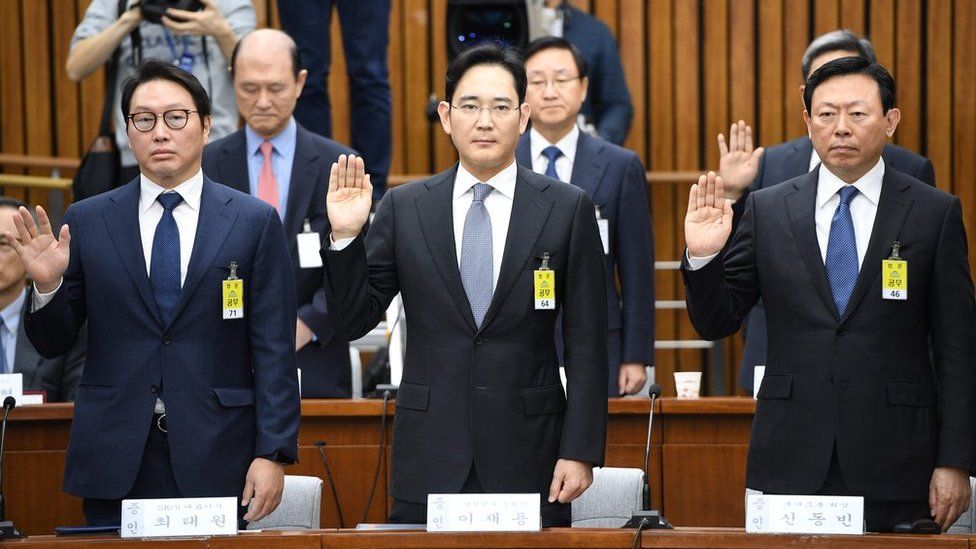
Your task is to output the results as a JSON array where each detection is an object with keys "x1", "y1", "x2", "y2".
[{"x1": 714, "y1": 29, "x2": 936, "y2": 392}]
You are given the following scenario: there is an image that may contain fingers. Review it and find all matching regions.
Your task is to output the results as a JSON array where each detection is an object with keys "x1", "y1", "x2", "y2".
[
  {"x1": 744, "y1": 123, "x2": 755, "y2": 152},
  {"x1": 241, "y1": 475, "x2": 255, "y2": 507},
  {"x1": 354, "y1": 156, "x2": 366, "y2": 191},
  {"x1": 714, "y1": 173, "x2": 726, "y2": 203},
  {"x1": 363, "y1": 173, "x2": 373, "y2": 197},
  {"x1": 548, "y1": 469, "x2": 564, "y2": 503},
  {"x1": 337, "y1": 154, "x2": 350, "y2": 189},
  {"x1": 13, "y1": 208, "x2": 32, "y2": 244},
  {"x1": 36, "y1": 205, "x2": 54, "y2": 237},
  {"x1": 58, "y1": 224, "x2": 71, "y2": 253},
  {"x1": 752, "y1": 146, "x2": 765, "y2": 161},
  {"x1": 704, "y1": 172, "x2": 717, "y2": 209},
  {"x1": 556, "y1": 473, "x2": 590, "y2": 503},
  {"x1": 5, "y1": 232, "x2": 24, "y2": 255},
  {"x1": 717, "y1": 133, "x2": 728, "y2": 157},
  {"x1": 687, "y1": 182, "x2": 699, "y2": 216},
  {"x1": 695, "y1": 175, "x2": 706, "y2": 211},
  {"x1": 23, "y1": 207, "x2": 40, "y2": 239},
  {"x1": 728, "y1": 122, "x2": 739, "y2": 152}
]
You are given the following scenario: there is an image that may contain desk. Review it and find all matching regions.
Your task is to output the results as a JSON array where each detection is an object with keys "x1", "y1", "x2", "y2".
[
  {"x1": 0, "y1": 528, "x2": 969, "y2": 548},
  {"x1": 1, "y1": 398, "x2": 754, "y2": 535}
]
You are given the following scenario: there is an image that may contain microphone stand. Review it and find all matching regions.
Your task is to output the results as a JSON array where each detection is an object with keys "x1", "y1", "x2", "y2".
[
  {"x1": 0, "y1": 396, "x2": 23, "y2": 539},
  {"x1": 623, "y1": 385, "x2": 672, "y2": 531}
]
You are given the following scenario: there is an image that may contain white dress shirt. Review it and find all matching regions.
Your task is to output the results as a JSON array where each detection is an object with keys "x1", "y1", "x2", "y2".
[
  {"x1": 33, "y1": 170, "x2": 204, "y2": 310},
  {"x1": 331, "y1": 161, "x2": 519, "y2": 292},
  {"x1": 687, "y1": 159, "x2": 885, "y2": 271},
  {"x1": 530, "y1": 126, "x2": 579, "y2": 183}
]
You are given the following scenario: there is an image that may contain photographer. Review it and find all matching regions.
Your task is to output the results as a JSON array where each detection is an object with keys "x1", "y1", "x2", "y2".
[{"x1": 66, "y1": 0, "x2": 255, "y2": 182}]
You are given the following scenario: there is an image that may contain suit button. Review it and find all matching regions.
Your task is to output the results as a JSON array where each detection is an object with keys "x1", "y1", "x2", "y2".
[
  {"x1": 162, "y1": 336, "x2": 171, "y2": 345},
  {"x1": 475, "y1": 338, "x2": 485, "y2": 345},
  {"x1": 836, "y1": 327, "x2": 847, "y2": 336},
  {"x1": 150, "y1": 384, "x2": 159, "y2": 394}
]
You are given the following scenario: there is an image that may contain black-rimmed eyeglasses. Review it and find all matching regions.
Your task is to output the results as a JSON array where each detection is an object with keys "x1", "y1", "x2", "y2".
[{"x1": 127, "y1": 109, "x2": 199, "y2": 132}]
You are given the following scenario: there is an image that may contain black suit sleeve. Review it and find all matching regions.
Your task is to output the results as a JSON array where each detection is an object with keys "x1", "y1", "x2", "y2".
[
  {"x1": 322, "y1": 193, "x2": 399, "y2": 341},
  {"x1": 915, "y1": 158, "x2": 937, "y2": 187},
  {"x1": 681, "y1": 193, "x2": 762, "y2": 341},
  {"x1": 927, "y1": 197, "x2": 976, "y2": 469},
  {"x1": 559, "y1": 192, "x2": 609, "y2": 466}
]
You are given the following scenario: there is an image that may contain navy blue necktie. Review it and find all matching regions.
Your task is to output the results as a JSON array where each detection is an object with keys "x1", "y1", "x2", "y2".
[
  {"x1": 151, "y1": 192, "x2": 184, "y2": 326},
  {"x1": 825, "y1": 185, "x2": 860, "y2": 316},
  {"x1": 542, "y1": 146, "x2": 563, "y2": 181}
]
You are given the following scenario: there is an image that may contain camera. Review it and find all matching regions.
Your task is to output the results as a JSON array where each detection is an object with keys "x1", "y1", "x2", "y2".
[{"x1": 138, "y1": 0, "x2": 203, "y2": 25}]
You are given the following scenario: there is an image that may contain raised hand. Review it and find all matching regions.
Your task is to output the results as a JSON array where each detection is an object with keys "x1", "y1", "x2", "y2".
[
  {"x1": 8, "y1": 206, "x2": 70, "y2": 293},
  {"x1": 684, "y1": 172, "x2": 733, "y2": 258},
  {"x1": 327, "y1": 154, "x2": 373, "y2": 241},
  {"x1": 717, "y1": 120, "x2": 764, "y2": 201}
]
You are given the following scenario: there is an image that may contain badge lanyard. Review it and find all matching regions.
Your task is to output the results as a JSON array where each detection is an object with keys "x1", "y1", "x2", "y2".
[{"x1": 163, "y1": 28, "x2": 194, "y2": 72}]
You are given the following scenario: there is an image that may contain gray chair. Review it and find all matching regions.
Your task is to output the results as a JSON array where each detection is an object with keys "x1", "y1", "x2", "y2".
[
  {"x1": 571, "y1": 467, "x2": 645, "y2": 528},
  {"x1": 947, "y1": 477, "x2": 976, "y2": 534},
  {"x1": 246, "y1": 475, "x2": 323, "y2": 530}
]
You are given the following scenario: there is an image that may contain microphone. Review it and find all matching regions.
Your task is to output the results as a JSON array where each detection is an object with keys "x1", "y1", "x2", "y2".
[
  {"x1": 0, "y1": 396, "x2": 23, "y2": 539},
  {"x1": 623, "y1": 384, "x2": 671, "y2": 531}
]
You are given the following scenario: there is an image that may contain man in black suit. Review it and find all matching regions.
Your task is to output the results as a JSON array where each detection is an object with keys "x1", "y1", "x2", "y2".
[
  {"x1": 323, "y1": 43, "x2": 608, "y2": 527},
  {"x1": 0, "y1": 198, "x2": 84, "y2": 402},
  {"x1": 203, "y1": 29, "x2": 355, "y2": 398},
  {"x1": 716, "y1": 30, "x2": 937, "y2": 391},
  {"x1": 683, "y1": 57, "x2": 974, "y2": 532},
  {"x1": 516, "y1": 37, "x2": 654, "y2": 397}
]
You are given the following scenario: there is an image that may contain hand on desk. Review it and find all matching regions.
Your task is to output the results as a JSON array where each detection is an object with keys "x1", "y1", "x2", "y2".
[
  {"x1": 929, "y1": 466, "x2": 970, "y2": 531},
  {"x1": 242, "y1": 457, "x2": 285, "y2": 522},
  {"x1": 548, "y1": 458, "x2": 593, "y2": 504}
]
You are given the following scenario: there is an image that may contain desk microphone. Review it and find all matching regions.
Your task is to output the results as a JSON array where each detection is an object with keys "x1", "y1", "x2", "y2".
[
  {"x1": 623, "y1": 384, "x2": 671, "y2": 531},
  {"x1": 0, "y1": 396, "x2": 23, "y2": 539}
]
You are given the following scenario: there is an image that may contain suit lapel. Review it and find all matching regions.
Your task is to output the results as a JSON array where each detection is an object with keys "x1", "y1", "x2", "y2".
[
  {"x1": 102, "y1": 180, "x2": 164, "y2": 328},
  {"x1": 217, "y1": 132, "x2": 251, "y2": 195},
  {"x1": 784, "y1": 168, "x2": 839, "y2": 321},
  {"x1": 415, "y1": 167, "x2": 479, "y2": 331},
  {"x1": 480, "y1": 167, "x2": 554, "y2": 331},
  {"x1": 169, "y1": 178, "x2": 239, "y2": 327},
  {"x1": 841, "y1": 169, "x2": 913, "y2": 322},
  {"x1": 282, "y1": 127, "x2": 320, "y2": 245},
  {"x1": 569, "y1": 132, "x2": 607, "y2": 197}
]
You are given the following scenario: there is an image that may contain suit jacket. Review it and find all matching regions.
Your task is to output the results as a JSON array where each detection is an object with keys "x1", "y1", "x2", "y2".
[
  {"x1": 323, "y1": 164, "x2": 609, "y2": 503},
  {"x1": 736, "y1": 137, "x2": 937, "y2": 391},
  {"x1": 13, "y1": 297, "x2": 86, "y2": 402},
  {"x1": 683, "y1": 165, "x2": 975, "y2": 500},
  {"x1": 202, "y1": 123, "x2": 355, "y2": 398},
  {"x1": 562, "y1": 5, "x2": 632, "y2": 145},
  {"x1": 516, "y1": 132, "x2": 654, "y2": 395},
  {"x1": 26, "y1": 177, "x2": 300, "y2": 500}
]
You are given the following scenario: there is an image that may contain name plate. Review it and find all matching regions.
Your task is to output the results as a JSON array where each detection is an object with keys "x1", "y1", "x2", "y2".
[
  {"x1": 0, "y1": 373, "x2": 23, "y2": 400},
  {"x1": 121, "y1": 497, "x2": 238, "y2": 538},
  {"x1": 426, "y1": 493, "x2": 540, "y2": 532},
  {"x1": 746, "y1": 494, "x2": 864, "y2": 535}
]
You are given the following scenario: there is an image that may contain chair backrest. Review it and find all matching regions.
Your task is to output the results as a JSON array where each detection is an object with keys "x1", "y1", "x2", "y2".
[
  {"x1": 246, "y1": 475, "x2": 323, "y2": 530},
  {"x1": 948, "y1": 477, "x2": 976, "y2": 534},
  {"x1": 571, "y1": 467, "x2": 645, "y2": 528}
]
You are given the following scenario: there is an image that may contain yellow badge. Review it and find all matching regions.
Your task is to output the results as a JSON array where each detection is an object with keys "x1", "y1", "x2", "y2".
[
  {"x1": 882, "y1": 242, "x2": 907, "y2": 301},
  {"x1": 534, "y1": 252, "x2": 555, "y2": 310},
  {"x1": 222, "y1": 261, "x2": 244, "y2": 319}
]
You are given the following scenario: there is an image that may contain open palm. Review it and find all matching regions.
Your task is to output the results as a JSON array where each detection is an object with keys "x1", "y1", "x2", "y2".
[
  {"x1": 327, "y1": 154, "x2": 373, "y2": 241},
  {"x1": 8, "y1": 206, "x2": 69, "y2": 292},
  {"x1": 684, "y1": 172, "x2": 733, "y2": 258},
  {"x1": 717, "y1": 120, "x2": 764, "y2": 200}
]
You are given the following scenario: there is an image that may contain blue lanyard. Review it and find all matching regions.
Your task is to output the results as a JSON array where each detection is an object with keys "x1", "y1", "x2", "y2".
[{"x1": 162, "y1": 28, "x2": 193, "y2": 71}]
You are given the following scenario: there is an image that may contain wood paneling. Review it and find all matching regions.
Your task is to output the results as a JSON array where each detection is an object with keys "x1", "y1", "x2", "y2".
[{"x1": 0, "y1": 0, "x2": 974, "y2": 394}]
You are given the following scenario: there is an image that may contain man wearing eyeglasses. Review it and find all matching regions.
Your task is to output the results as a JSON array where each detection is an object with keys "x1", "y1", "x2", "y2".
[
  {"x1": 9, "y1": 60, "x2": 300, "y2": 527},
  {"x1": 517, "y1": 36, "x2": 655, "y2": 398},
  {"x1": 323, "y1": 43, "x2": 608, "y2": 527}
]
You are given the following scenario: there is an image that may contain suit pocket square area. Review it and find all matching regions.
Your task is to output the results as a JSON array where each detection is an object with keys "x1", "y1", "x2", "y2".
[
  {"x1": 212, "y1": 387, "x2": 256, "y2": 407},
  {"x1": 755, "y1": 375, "x2": 792, "y2": 399},
  {"x1": 886, "y1": 381, "x2": 937, "y2": 407},
  {"x1": 522, "y1": 384, "x2": 567, "y2": 416}
]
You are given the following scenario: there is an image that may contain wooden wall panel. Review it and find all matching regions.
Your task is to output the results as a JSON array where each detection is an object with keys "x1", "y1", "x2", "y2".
[{"x1": 2, "y1": 0, "x2": 975, "y2": 395}]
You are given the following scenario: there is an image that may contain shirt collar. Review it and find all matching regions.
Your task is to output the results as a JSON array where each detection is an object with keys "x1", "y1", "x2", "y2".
[
  {"x1": 139, "y1": 169, "x2": 204, "y2": 214},
  {"x1": 0, "y1": 288, "x2": 26, "y2": 335},
  {"x1": 530, "y1": 125, "x2": 580, "y2": 167},
  {"x1": 453, "y1": 159, "x2": 518, "y2": 200},
  {"x1": 816, "y1": 158, "x2": 885, "y2": 210},
  {"x1": 245, "y1": 117, "x2": 298, "y2": 160}
]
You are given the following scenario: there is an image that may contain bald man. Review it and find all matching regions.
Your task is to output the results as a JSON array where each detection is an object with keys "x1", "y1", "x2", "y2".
[{"x1": 203, "y1": 29, "x2": 356, "y2": 398}]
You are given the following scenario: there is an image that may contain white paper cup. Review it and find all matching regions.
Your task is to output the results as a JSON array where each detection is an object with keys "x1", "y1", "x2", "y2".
[{"x1": 673, "y1": 371, "x2": 702, "y2": 398}]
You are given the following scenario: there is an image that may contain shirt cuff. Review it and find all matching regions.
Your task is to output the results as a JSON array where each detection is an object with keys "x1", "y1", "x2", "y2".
[
  {"x1": 685, "y1": 250, "x2": 719, "y2": 271},
  {"x1": 329, "y1": 234, "x2": 356, "y2": 251},
  {"x1": 31, "y1": 279, "x2": 63, "y2": 311}
]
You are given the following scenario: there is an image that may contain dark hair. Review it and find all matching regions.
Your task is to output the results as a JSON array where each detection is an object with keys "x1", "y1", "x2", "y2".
[
  {"x1": 445, "y1": 42, "x2": 527, "y2": 104},
  {"x1": 801, "y1": 29, "x2": 876, "y2": 80},
  {"x1": 803, "y1": 56, "x2": 895, "y2": 114},
  {"x1": 120, "y1": 59, "x2": 212, "y2": 123},
  {"x1": 0, "y1": 197, "x2": 28, "y2": 211},
  {"x1": 230, "y1": 32, "x2": 302, "y2": 80},
  {"x1": 523, "y1": 36, "x2": 588, "y2": 79}
]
